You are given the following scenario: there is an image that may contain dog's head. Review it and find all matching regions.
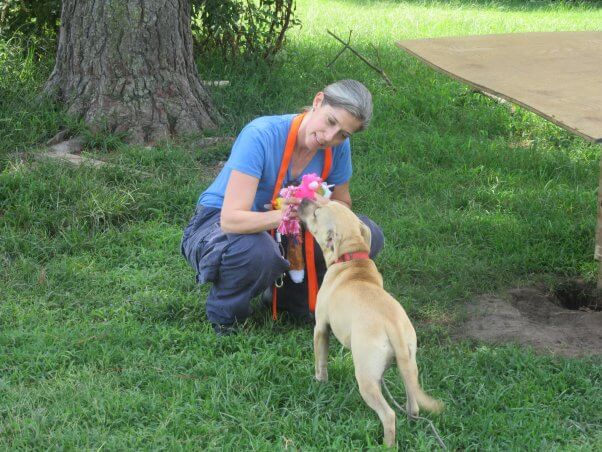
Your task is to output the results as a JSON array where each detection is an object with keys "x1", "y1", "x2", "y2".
[{"x1": 298, "y1": 199, "x2": 371, "y2": 266}]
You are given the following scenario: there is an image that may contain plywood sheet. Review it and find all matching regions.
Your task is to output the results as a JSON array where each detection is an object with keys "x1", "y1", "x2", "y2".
[{"x1": 396, "y1": 32, "x2": 602, "y2": 143}]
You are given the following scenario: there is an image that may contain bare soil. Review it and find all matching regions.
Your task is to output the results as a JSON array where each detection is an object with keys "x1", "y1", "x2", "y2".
[{"x1": 457, "y1": 283, "x2": 602, "y2": 358}]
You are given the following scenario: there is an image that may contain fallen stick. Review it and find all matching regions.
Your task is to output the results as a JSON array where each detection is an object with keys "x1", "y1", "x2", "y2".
[
  {"x1": 37, "y1": 138, "x2": 152, "y2": 177},
  {"x1": 327, "y1": 30, "x2": 395, "y2": 89}
]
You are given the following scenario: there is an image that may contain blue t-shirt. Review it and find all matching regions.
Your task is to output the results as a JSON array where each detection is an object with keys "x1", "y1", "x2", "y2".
[{"x1": 198, "y1": 114, "x2": 353, "y2": 211}]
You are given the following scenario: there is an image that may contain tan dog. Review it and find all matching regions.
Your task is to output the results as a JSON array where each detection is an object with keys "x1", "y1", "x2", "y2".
[{"x1": 298, "y1": 199, "x2": 443, "y2": 447}]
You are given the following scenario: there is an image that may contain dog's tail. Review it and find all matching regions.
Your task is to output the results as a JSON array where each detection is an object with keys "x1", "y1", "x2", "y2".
[
  {"x1": 414, "y1": 386, "x2": 444, "y2": 414},
  {"x1": 387, "y1": 324, "x2": 444, "y2": 415}
]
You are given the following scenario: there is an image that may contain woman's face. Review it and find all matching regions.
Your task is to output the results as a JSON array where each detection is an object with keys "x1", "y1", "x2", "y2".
[{"x1": 300, "y1": 92, "x2": 363, "y2": 152}]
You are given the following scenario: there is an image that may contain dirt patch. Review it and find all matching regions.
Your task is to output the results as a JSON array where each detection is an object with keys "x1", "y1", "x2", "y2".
[{"x1": 457, "y1": 283, "x2": 602, "y2": 358}]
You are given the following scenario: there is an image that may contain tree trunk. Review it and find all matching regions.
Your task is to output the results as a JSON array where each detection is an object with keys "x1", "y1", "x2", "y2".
[
  {"x1": 596, "y1": 145, "x2": 602, "y2": 288},
  {"x1": 45, "y1": 0, "x2": 221, "y2": 144}
]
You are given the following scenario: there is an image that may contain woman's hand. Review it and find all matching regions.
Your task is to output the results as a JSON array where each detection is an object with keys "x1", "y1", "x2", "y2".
[
  {"x1": 280, "y1": 196, "x2": 301, "y2": 219},
  {"x1": 330, "y1": 182, "x2": 352, "y2": 209}
]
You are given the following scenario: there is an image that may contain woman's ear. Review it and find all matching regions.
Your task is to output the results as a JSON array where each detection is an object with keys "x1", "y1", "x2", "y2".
[{"x1": 312, "y1": 92, "x2": 325, "y2": 110}]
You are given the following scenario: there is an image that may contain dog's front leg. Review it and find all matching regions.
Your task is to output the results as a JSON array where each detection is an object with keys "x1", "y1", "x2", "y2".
[{"x1": 313, "y1": 323, "x2": 330, "y2": 382}]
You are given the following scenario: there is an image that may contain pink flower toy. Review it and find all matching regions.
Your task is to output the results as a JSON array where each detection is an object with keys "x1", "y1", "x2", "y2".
[{"x1": 276, "y1": 173, "x2": 332, "y2": 283}]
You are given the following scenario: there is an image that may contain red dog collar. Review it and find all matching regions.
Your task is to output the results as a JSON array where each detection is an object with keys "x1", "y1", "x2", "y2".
[{"x1": 334, "y1": 252, "x2": 370, "y2": 264}]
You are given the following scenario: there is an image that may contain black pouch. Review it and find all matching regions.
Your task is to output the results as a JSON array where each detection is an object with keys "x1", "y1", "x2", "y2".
[{"x1": 272, "y1": 234, "x2": 326, "y2": 322}]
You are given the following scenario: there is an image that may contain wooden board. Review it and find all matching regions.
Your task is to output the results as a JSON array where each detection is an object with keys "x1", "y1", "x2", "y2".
[{"x1": 396, "y1": 31, "x2": 602, "y2": 143}]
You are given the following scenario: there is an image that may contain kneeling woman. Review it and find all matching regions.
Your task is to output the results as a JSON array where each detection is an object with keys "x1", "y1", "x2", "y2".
[{"x1": 181, "y1": 79, "x2": 384, "y2": 335}]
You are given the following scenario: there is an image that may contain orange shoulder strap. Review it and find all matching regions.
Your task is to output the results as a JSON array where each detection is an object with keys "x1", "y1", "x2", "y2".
[
  {"x1": 271, "y1": 113, "x2": 333, "y2": 319},
  {"x1": 304, "y1": 149, "x2": 332, "y2": 313},
  {"x1": 271, "y1": 113, "x2": 305, "y2": 204}
]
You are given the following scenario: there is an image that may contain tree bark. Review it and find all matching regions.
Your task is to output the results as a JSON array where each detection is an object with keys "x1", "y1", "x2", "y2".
[
  {"x1": 594, "y1": 148, "x2": 602, "y2": 290},
  {"x1": 45, "y1": 0, "x2": 221, "y2": 144}
]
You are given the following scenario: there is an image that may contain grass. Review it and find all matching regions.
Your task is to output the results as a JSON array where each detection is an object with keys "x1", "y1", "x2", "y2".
[{"x1": 1, "y1": 0, "x2": 602, "y2": 449}]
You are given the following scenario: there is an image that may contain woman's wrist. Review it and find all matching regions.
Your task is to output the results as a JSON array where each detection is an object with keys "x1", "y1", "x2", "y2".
[{"x1": 267, "y1": 208, "x2": 283, "y2": 230}]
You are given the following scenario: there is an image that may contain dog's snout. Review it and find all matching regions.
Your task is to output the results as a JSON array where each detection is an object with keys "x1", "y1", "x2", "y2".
[
  {"x1": 298, "y1": 198, "x2": 315, "y2": 223},
  {"x1": 298, "y1": 198, "x2": 310, "y2": 221}
]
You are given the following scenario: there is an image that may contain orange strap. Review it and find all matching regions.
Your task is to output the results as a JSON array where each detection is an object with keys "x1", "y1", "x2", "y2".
[
  {"x1": 271, "y1": 114, "x2": 305, "y2": 203},
  {"x1": 305, "y1": 154, "x2": 331, "y2": 313},
  {"x1": 271, "y1": 113, "x2": 332, "y2": 319}
]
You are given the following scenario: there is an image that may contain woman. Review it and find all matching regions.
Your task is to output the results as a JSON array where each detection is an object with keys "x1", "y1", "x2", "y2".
[{"x1": 181, "y1": 79, "x2": 384, "y2": 335}]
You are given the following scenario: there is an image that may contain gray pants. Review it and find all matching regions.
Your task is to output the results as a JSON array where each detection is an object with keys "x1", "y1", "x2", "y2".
[{"x1": 181, "y1": 205, "x2": 384, "y2": 325}]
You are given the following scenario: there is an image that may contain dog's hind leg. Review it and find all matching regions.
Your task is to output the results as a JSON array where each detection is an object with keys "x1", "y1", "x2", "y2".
[
  {"x1": 352, "y1": 344, "x2": 396, "y2": 447},
  {"x1": 356, "y1": 377, "x2": 396, "y2": 447},
  {"x1": 313, "y1": 322, "x2": 330, "y2": 382}
]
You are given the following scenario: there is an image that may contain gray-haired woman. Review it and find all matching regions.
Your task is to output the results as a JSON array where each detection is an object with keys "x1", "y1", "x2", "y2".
[{"x1": 181, "y1": 79, "x2": 384, "y2": 335}]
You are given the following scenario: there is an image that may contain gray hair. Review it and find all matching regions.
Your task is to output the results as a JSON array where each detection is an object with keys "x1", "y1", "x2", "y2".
[{"x1": 322, "y1": 79, "x2": 373, "y2": 130}]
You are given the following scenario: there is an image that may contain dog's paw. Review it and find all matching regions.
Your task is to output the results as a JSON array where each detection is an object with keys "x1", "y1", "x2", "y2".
[
  {"x1": 315, "y1": 369, "x2": 328, "y2": 382},
  {"x1": 406, "y1": 403, "x2": 419, "y2": 420}
]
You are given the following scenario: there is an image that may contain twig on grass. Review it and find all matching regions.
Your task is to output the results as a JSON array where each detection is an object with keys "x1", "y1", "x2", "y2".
[
  {"x1": 37, "y1": 137, "x2": 152, "y2": 177},
  {"x1": 326, "y1": 30, "x2": 395, "y2": 90},
  {"x1": 201, "y1": 80, "x2": 230, "y2": 87},
  {"x1": 327, "y1": 30, "x2": 353, "y2": 68},
  {"x1": 382, "y1": 378, "x2": 447, "y2": 450},
  {"x1": 370, "y1": 42, "x2": 385, "y2": 72}
]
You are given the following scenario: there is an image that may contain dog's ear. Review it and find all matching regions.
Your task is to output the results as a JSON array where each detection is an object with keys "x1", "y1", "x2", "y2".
[
  {"x1": 325, "y1": 227, "x2": 335, "y2": 253},
  {"x1": 359, "y1": 220, "x2": 371, "y2": 250}
]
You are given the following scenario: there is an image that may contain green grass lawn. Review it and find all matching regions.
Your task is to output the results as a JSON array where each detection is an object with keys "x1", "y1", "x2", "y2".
[{"x1": 1, "y1": 0, "x2": 601, "y2": 449}]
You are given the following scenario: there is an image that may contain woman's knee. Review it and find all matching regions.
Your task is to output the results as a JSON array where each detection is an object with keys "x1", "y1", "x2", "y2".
[
  {"x1": 357, "y1": 215, "x2": 384, "y2": 258},
  {"x1": 222, "y1": 232, "x2": 288, "y2": 283}
]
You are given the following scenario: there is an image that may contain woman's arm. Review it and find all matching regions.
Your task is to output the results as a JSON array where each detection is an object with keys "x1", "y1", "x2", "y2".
[
  {"x1": 330, "y1": 182, "x2": 352, "y2": 209},
  {"x1": 220, "y1": 170, "x2": 287, "y2": 234}
]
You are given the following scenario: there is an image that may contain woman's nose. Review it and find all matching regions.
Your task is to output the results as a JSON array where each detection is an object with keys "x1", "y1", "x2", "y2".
[{"x1": 324, "y1": 127, "x2": 337, "y2": 142}]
